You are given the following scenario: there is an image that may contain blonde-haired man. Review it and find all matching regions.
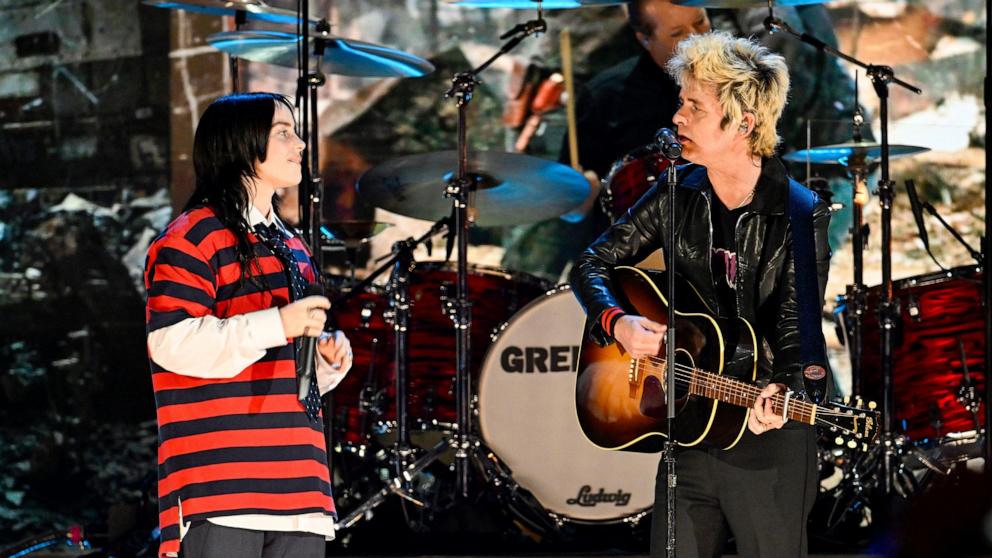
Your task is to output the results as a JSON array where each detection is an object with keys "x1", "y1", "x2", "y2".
[{"x1": 571, "y1": 31, "x2": 831, "y2": 557}]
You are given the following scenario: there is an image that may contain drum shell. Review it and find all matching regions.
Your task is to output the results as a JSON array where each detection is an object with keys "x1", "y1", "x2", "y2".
[
  {"x1": 839, "y1": 266, "x2": 985, "y2": 441},
  {"x1": 330, "y1": 264, "x2": 550, "y2": 444}
]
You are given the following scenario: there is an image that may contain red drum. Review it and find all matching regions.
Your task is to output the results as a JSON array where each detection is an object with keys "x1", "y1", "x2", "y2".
[
  {"x1": 329, "y1": 264, "x2": 550, "y2": 447},
  {"x1": 391, "y1": 262, "x2": 551, "y2": 426},
  {"x1": 839, "y1": 266, "x2": 985, "y2": 441},
  {"x1": 327, "y1": 281, "x2": 392, "y2": 448},
  {"x1": 601, "y1": 145, "x2": 673, "y2": 221}
]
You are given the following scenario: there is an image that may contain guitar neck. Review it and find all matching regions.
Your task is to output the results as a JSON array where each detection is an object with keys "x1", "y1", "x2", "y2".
[{"x1": 687, "y1": 368, "x2": 817, "y2": 425}]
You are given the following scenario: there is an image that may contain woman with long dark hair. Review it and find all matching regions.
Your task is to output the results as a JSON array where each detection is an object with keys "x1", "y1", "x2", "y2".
[{"x1": 145, "y1": 92, "x2": 352, "y2": 558}]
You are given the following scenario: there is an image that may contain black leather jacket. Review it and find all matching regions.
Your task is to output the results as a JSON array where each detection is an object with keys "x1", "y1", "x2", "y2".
[{"x1": 570, "y1": 158, "x2": 831, "y2": 392}]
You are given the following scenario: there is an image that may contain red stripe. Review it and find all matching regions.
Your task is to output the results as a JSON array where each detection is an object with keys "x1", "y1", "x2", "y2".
[
  {"x1": 151, "y1": 361, "x2": 290, "y2": 392},
  {"x1": 157, "y1": 394, "x2": 304, "y2": 426},
  {"x1": 158, "y1": 504, "x2": 179, "y2": 533},
  {"x1": 158, "y1": 427, "x2": 325, "y2": 464},
  {"x1": 216, "y1": 254, "x2": 286, "y2": 287},
  {"x1": 195, "y1": 228, "x2": 240, "y2": 261},
  {"x1": 215, "y1": 289, "x2": 289, "y2": 319},
  {"x1": 159, "y1": 539, "x2": 179, "y2": 558},
  {"x1": 180, "y1": 491, "x2": 333, "y2": 516},
  {"x1": 147, "y1": 293, "x2": 211, "y2": 318},
  {"x1": 159, "y1": 459, "x2": 330, "y2": 496},
  {"x1": 600, "y1": 307, "x2": 622, "y2": 332}
]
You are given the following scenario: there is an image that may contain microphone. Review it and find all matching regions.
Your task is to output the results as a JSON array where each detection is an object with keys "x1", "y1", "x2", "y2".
[
  {"x1": 297, "y1": 282, "x2": 324, "y2": 401},
  {"x1": 654, "y1": 127, "x2": 683, "y2": 160},
  {"x1": 905, "y1": 180, "x2": 930, "y2": 251}
]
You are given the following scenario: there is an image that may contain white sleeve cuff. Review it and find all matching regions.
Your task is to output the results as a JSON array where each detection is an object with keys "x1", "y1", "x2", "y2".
[{"x1": 244, "y1": 307, "x2": 288, "y2": 350}]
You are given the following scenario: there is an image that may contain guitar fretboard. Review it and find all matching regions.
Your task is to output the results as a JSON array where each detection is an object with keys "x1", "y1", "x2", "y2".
[{"x1": 683, "y1": 365, "x2": 817, "y2": 425}]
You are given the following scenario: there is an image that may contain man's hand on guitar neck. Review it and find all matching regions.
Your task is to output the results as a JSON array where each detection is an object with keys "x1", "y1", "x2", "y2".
[
  {"x1": 613, "y1": 315, "x2": 667, "y2": 358},
  {"x1": 748, "y1": 383, "x2": 788, "y2": 435}
]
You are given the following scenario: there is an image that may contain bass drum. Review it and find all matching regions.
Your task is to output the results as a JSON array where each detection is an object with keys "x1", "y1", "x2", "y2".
[{"x1": 478, "y1": 287, "x2": 661, "y2": 523}]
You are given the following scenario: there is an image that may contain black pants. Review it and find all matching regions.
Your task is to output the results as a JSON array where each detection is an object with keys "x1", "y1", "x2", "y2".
[
  {"x1": 649, "y1": 424, "x2": 818, "y2": 558},
  {"x1": 180, "y1": 521, "x2": 325, "y2": 558}
]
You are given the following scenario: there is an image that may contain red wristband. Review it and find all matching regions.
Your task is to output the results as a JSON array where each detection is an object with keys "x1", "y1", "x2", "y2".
[{"x1": 599, "y1": 307, "x2": 626, "y2": 337}]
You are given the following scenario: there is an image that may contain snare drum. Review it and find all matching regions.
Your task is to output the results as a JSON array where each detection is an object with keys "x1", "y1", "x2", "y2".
[
  {"x1": 601, "y1": 145, "x2": 673, "y2": 222},
  {"x1": 478, "y1": 287, "x2": 660, "y2": 523},
  {"x1": 838, "y1": 266, "x2": 985, "y2": 441}
]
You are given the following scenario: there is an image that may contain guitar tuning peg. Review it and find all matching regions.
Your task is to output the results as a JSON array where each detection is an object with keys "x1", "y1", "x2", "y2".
[
  {"x1": 847, "y1": 440, "x2": 857, "y2": 449},
  {"x1": 862, "y1": 443, "x2": 868, "y2": 452},
  {"x1": 843, "y1": 396, "x2": 850, "y2": 404},
  {"x1": 868, "y1": 401, "x2": 877, "y2": 410},
  {"x1": 835, "y1": 436, "x2": 844, "y2": 446}
]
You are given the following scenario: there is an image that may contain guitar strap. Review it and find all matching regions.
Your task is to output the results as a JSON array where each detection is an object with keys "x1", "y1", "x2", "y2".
[{"x1": 787, "y1": 181, "x2": 830, "y2": 404}]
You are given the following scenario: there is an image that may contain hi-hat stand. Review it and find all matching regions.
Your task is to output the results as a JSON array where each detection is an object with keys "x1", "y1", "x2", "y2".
[
  {"x1": 764, "y1": 6, "x2": 924, "y2": 496},
  {"x1": 442, "y1": 5, "x2": 548, "y2": 498}
]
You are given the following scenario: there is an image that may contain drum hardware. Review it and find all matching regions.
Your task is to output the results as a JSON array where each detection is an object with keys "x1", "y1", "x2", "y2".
[
  {"x1": 904, "y1": 180, "x2": 984, "y2": 267},
  {"x1": 330, "y1": 217, "x2": 453, "y2": 525},
  {"x1": 435, "y1": 1, "x2": 554, "y2": 500},
  {"x1": 322, "y1": 221, "x2": 394, "y2": 287},
  {"x1": 955, "y1": 337, "x2": 982, "y2": 429},
  {"x1": 766, "y1": 8, "x2": 928, "y2": 497}
]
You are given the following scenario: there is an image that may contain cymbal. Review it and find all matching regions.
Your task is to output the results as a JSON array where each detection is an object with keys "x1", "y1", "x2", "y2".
[
  {"x1": 450, "y1": 0, "x2": 625, "y2": 7},
  {"x1": 321, "y1": 221, "x2": 393, "y2": 246},
  {"x1": 358, "y1": 151, "x2": 591, "y2": 227},
  {"x1": 143, "y1": 0, "x2": 303, "y2": 25},
  {"x1": 672, "y1": 0, "x2": 827, "y2": 7},
  {"x1": 207, "y1": 31, "x2": 435, "y2": 78},
  {"x1": 783, "y1": 141, "x2": 930, "y2": 167}
]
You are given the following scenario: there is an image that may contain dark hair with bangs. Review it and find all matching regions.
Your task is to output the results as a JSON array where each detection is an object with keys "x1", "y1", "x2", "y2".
[{"x1": 185, "y1": 92, "x2": 295, "y2": 284}]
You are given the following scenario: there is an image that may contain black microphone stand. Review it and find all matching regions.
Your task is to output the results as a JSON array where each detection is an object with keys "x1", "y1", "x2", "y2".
[
  {"x1": 764, "y1": 8, "x2": 923, "y2": 498},
  {"x1": 442, "y1": 6, "x2": 547, "y2": 498},
  {"x1": 661, "y1": 149, "x2": 681, "y2": 558}
]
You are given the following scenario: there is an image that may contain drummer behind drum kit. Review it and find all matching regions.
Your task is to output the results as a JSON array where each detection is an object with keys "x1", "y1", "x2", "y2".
[{"x1": 147, "y1": 0, "x2": 986, "y2": 541}]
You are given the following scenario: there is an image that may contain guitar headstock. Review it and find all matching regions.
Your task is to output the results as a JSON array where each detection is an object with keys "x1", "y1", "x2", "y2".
[{"x1": 815, "y1": 396, "x2": 880, "y2": 452}]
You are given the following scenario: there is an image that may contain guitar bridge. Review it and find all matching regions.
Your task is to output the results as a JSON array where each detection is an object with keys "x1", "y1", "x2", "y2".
[{"x1": 628, "y1": 358, "x2": 639, "y2": 399}]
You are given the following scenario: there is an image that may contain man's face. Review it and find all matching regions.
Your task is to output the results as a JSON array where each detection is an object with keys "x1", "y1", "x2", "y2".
[
  {"x1": 672, "y1": 78, "x2": 742, "y2": 167},
  {"x1": 635, "y1": 1, "x2": 711, "y2": 68}
]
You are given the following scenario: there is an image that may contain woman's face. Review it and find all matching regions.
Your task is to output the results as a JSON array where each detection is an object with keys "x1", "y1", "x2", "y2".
[{"x1": 254, "y1": 103, "x2": 305, "y2": 191}]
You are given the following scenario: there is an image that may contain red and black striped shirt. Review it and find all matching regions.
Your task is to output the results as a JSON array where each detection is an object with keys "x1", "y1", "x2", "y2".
[{"x1": 144, "y1": 207, "x2": 334, "y2": 557}]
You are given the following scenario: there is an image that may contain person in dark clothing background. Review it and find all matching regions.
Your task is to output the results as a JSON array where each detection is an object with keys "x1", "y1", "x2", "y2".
[{"x1": 501, "y1": 0, "x2": 864, "y2": 280}]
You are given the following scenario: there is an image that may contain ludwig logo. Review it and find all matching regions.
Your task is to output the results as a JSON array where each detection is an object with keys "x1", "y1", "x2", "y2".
[{"x1": 566, "y1": 485, "x2": 632, "y2": 507}]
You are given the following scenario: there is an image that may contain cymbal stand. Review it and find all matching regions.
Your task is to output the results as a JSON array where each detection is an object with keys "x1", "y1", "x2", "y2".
[
  {"x1": 297, "y1": 16, "x2": 333, "y2": 270},
  {"x1": 844, "y1": 87, "x2": 869, "y2": 398},
  {"x1": 765, "y1": 10, "x2": 922, "y2": 498},
  {"x1": 443, "y1": 6, "x2": 547, "y2": 498},
  {"x1": 331, "y1": 217, "x2": 451, "y2": 529}
]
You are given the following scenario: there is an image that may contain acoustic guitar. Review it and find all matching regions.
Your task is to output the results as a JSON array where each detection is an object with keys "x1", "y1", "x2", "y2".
[{"x1": 575, "y1": 266, "x2": 879, "y2": 453}]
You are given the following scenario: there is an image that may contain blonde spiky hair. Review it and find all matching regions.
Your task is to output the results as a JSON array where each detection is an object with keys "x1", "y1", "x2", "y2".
[{"x1": 666, "y1": 31, "x2": 790, "y2": 157}]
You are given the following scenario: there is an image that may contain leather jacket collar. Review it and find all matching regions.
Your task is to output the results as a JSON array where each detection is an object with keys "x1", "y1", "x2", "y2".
[{"x1": 678, "y1": 157, "x2": 789, "y2": 216}]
